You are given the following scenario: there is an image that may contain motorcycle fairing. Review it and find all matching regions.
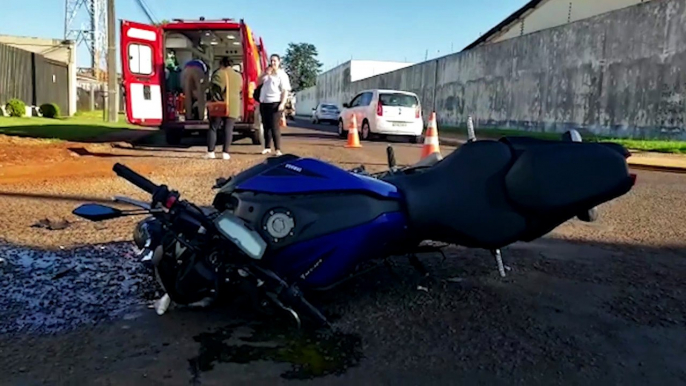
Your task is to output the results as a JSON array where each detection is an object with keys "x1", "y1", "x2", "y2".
[{"x1": 232, "y1": 156, "x2": 402, "y2": 199}]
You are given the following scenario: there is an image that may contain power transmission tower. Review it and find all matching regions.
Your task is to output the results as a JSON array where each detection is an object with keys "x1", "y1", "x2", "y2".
[{"x1": 64, "y1": 0, "x2": 107, "y2": 80}]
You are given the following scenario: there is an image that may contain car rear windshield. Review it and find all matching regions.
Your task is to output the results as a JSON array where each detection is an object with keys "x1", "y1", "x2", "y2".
[
  {"x1": 322, "y1": 104, "x2": 338, "y2": 110},
  {"x1": 379, "y1": 93, "x2": 419, "y2": 107}
]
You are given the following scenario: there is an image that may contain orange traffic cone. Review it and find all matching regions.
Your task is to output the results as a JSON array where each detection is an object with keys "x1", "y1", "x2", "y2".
[
  {"x1": 420, "y1": 111, "x2": 441, "y2": 159},
  {"x1": 345, "y1": 114, "x2": 362, "y2": 148}
]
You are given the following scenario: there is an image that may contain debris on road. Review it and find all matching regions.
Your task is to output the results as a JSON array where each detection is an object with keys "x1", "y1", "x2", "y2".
[
  {"x1": 30, "y1": 218, "x2": 71, "y2": 231},
  {"x1": 0, "y1": 242, "x2": 156, "y2": 335}
]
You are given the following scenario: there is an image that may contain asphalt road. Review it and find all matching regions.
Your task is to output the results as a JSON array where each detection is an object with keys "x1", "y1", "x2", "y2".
[{"x1": 1, "y1": 121, "x2": 685, "y2": 385}]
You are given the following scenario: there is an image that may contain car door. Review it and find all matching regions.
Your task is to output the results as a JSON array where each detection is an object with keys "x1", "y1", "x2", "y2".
[
  {"x1": 342, "y1": 93, "x2": 363, "y2": 129},
  {"x1": 241, "y1": 21, "x2": 259, "y2": 121},
  {"x1": 357, "y1": 92, "x2": 374, "y2": 128},
  {"x1": 120, "y1": 20, "x2": 164, "y2": 126},
  {"x1": 312, "y1": 103, "x2": 320, "y2": 121}
]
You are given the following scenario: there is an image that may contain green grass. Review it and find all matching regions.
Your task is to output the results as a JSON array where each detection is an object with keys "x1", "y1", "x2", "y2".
[
  {"x1": 440, "y1": 126, "x2": 686, "y2": 154},
  {"x1": 0, "y1": 110, "x2": 136, "y2": 142}
]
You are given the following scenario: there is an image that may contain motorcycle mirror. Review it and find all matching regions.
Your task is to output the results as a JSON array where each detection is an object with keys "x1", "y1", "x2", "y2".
[{"x1": 73, "y1": 203, "x2": 124, "y2": 222}]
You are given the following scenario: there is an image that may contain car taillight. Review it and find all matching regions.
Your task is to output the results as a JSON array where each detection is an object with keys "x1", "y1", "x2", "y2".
[
  {"x1": 377, "y1": 101, "x2": 383, "y2": 116},
  {"x1": 415, "y1": 106, "x2": 420, "y2": 119}
]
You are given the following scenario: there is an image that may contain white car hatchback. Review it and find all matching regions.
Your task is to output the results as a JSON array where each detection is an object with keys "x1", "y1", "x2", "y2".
[
  {"x1": 338, "y1": 89, "x2": 423, "y2": 143},
  {"x1": 311, "y1": 102, "x2": 341, "y2": 125}
]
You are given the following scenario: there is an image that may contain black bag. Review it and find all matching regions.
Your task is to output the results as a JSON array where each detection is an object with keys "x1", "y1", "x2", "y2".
[{"x1": 253, "y1": 83, "x2": 262, "y2": 101}]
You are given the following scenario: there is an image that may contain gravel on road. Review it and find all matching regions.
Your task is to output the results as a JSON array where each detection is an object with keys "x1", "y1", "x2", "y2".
[{"x1": 0, "y1": 123, "x2": 685, "y2": 385}]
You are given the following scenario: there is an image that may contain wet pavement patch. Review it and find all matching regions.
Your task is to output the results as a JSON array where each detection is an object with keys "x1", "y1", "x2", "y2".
[
  {"x1": 188, "y1": 321, "x2": 363, "y2": 383},
  {"x1": 0, "y1": 242, "x2": 157, "y2": 335}
]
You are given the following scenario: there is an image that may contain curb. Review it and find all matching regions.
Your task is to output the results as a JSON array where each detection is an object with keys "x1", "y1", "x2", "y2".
[
  {"x1": 626, "y1": 163, "x2": 686, "y2": 174},
  {"x1": 438, "y1": 136, "x2": 686, "y2": 174}
]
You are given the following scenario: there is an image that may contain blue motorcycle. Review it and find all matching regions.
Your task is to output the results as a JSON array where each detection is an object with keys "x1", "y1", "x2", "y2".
[{"x1": 73, "y1": 131, "x2": 636, "y2": 328}]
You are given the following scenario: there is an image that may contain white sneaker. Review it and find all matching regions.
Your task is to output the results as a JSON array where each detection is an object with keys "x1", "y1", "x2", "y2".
[
  {"x1": 261, "y1": 149, "x2": 272, "y2": 155},
  {"x1": 275, "y1": 150, "x2": 283, "y2": 156},
  {"x1": 221, "y1": 152, "x2": 230, "y2": 160},
  {"x1": 204, "y1": 152, "x2": 216, "y2": 159}
]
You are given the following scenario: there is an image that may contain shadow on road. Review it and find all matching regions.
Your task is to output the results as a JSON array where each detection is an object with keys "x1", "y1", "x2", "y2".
[{"x1": 0, "y1": 191, "x2": 117, "y2": 204}]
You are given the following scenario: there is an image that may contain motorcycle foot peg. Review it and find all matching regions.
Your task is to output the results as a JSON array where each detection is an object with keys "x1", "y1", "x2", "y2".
[
  {"x1": 266, "y1": 292, "x2": 302, "y2": 329},
  {"x1": 283, "y1": 285, "x2": 330, "y2": 328},
  {"x1": 491, "y1": 249, "x2": 507, "y2": 278}
]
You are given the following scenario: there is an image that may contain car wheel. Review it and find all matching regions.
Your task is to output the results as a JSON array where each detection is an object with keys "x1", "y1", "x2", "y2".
[
  {"x1": 409, "y1": 135, "x2": 422, "y2": 144},
  {"x1": 361, "y1": 121, "x2": 371, "y2": 141},
  {"x1": 338, "y1": 120, "x2": 347, "y2": 138}
]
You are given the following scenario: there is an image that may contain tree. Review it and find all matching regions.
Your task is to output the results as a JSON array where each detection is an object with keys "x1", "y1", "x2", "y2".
[{"x1": 282, "y1": 43, "x2": 323, "y2": 92}]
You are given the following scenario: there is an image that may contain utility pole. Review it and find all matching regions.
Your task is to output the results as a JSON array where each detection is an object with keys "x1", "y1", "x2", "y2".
[{"x1": 106, "y1": 0, "x2": 117, "y2": 122}]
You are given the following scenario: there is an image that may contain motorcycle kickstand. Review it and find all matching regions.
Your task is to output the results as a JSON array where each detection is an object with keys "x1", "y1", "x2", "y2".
[
  {"x1": 491, "y1": 249, "x2": 509, "y2": 278},
  {"x1": 409, "y1": 254, "x2": 439, "y2": 289},
  {"x1": 408, "y1": 254, "x2": 429, "y2": 277},
  {"x1": 383, "y1": 259, "x2": 403, "y2": 281}
]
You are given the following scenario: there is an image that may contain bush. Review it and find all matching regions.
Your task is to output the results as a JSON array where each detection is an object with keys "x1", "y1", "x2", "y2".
[
  {"x1": 39, "y1": 103, "x2": 60, "y2": 119},
  {"x1": 5, "y1": 99, "x2": 26, "y2": 117}
]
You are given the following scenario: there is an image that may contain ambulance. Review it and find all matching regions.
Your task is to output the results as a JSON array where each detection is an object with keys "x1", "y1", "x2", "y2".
[{"x1": 120, "y1": 18, "x2": 267, "y2": 145}]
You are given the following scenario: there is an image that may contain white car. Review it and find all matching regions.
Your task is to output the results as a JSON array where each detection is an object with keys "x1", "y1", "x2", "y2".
[
  {"x1": 311, "y1": 103, "x2": 340, "y2": 125},
  {"x1": 338, "y1": 89, "x2": 423, "y2": 143}
]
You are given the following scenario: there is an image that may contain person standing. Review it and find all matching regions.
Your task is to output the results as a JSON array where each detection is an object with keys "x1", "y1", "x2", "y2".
[
  {"x1": 258, "y1": 54, "x2": 291, "y2": 155},
  {"x1": 205, "y1": 57, "x2": 242, "y2": 159},
  {"x1": 181, "y1": 58, "x2": 209, "y2": 121}
]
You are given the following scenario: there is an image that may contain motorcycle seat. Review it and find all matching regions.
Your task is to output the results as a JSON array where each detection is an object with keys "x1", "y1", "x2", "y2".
[
  {"x1": 499, "y1": 136, "x2": 631, "y2": 158},
  {"x1": 387, "y1": 138, "x2": 633, "y2": 249},
  {"x1": 503, "y1": 141, "x2": 633, "y2": 214},
  {"x1": 386, "y1": 140, "x2": 528, "y2": 249}
]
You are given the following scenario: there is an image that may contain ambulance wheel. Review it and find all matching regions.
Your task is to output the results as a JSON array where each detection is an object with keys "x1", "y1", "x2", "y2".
[
  {"x1": 165, "y1": 128, "x2": 183, "y2": 146},
  {"x1": 251, "y1": 125, "x2": 264, "y2": 145}
]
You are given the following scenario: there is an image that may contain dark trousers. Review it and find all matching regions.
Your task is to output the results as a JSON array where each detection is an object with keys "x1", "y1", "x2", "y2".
[
  {"x1": 259, "y1": 102, "x2": 282, "y2": 150},
  {"x1": 208, "y1": 117, "x2": 235, "y2": 153}
]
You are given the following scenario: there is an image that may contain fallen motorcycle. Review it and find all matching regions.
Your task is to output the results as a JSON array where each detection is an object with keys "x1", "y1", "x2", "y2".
[{"x1": 73, "y1": 130, "x2": 636, "y2": 328}]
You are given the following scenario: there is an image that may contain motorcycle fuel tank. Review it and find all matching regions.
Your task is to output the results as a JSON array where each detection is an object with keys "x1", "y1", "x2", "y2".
[{"x1": 234, "y1": 157, "x2": 401, "y2": 199}]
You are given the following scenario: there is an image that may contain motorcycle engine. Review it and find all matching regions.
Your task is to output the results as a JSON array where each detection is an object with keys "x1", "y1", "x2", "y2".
[{"x1": 153, "y1": 233, "x2": 221, "y2": 306}]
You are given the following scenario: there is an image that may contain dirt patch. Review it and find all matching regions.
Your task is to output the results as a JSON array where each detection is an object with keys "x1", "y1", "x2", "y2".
[{"x1": 0, "y1": 138, "x2": 76, "y2": 167}]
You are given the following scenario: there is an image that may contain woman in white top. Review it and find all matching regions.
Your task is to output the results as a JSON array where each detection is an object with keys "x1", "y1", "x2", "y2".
[{"x1": 258, "y1": 54, "x2": 291, "y2": 155}]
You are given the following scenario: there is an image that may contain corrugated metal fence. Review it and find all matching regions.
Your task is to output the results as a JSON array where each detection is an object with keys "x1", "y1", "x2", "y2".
[{"x1": 0, "y1": 41, "x2": 69, "y2": 114}]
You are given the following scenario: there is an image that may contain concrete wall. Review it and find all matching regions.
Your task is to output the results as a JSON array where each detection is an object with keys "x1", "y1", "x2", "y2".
[
  {"x1": 349, "y1": 60, "x2": 415, "y2": 81},
  {"x1": 295, "y1": 87, "x2": 318, "y2": 116},
  {"x1": 0, "y1": 35, "x2": 77, "y2": 116},
  {"x1": 489, "y1": 0, "x2": 652, "y2": 45},
  {"x1": 297, "y1": 0, "x2": 686, "y2": 139},
  {"x1": 295, "y1": 60, "x2": 415, "y2": 116}
]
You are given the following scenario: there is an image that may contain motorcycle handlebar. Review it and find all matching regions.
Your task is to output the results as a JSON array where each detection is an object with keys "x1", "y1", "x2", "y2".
[{"x1": 113, "y1": 163, "x2": 159, "y2": 195}]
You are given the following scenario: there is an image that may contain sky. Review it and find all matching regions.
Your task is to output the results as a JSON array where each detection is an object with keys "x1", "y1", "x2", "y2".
[{"x1": 0, "y1": 0, "x2": 527, "y2": 71}]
